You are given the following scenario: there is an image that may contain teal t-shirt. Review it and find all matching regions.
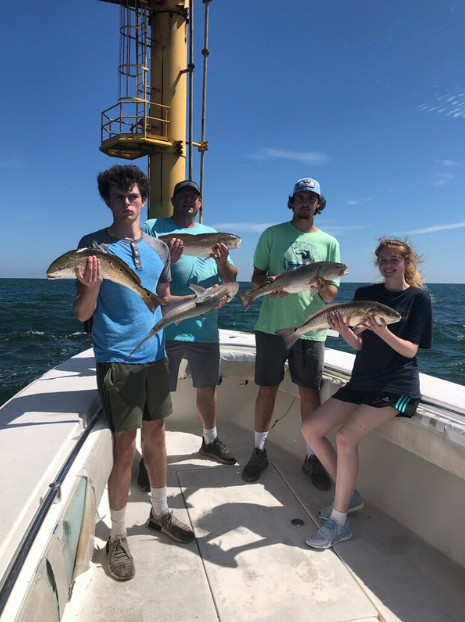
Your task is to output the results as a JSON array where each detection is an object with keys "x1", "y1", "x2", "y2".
[
  {"x1": 253, "y1": 222, "x2": 341, "y2": 341},
  {"x1": 141, "y1": 218, "x2": 233, "y2": 342}
]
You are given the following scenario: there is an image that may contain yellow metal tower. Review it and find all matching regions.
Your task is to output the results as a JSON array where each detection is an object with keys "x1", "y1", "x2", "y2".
[{"x1": 96, "y1": 0, "x2": 209, "y2": 219}]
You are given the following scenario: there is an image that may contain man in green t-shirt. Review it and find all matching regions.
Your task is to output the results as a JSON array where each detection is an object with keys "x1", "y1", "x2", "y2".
[{"x1": 241, "y1": 178, "x2": 341, "y2": 490}]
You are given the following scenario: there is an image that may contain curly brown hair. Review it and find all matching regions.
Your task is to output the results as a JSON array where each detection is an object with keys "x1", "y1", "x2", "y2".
[
  {"x1": 97, "y1": 165, "x2": 150, "y2": 201},
  {"x1": 374, "y1": 237, "x2": 426, "y2": 289}
]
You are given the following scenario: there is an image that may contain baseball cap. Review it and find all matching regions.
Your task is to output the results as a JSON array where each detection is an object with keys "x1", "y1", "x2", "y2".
[
  {"x1": 292, "y1": 178, "x2": 321, "y2": 196},
  {"x1": 173, "y1": 180, "x2": 200, "y2": 195}
]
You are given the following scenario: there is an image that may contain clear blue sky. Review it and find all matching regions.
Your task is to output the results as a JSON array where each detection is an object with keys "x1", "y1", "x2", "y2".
[{"x1": 1, "y1": 0, "x2": 464, "y2": 283}]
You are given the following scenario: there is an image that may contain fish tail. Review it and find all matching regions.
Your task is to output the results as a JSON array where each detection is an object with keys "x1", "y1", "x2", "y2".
[
  {"x1": 124, "y1": 328, "x2": 157, "y2": 361},
  {"x1": 276, "y1": 327, "x2": 299, "y2": 350},
  {"x1": 143, "y1": 289, "x2": 165, "y2": 313},
  {"x1": 236, "y1": 290, "x2": 253, "y2": 310}
]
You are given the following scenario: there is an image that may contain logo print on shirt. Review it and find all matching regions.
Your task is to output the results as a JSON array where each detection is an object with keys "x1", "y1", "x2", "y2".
[{"x1": 283, "y1": 241, "x2": 318, "y2": 271}]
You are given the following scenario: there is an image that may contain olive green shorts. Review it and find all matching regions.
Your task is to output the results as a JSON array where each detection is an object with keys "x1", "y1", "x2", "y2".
[{"x1": 96, "y1": 359, "x2": 172, "y2": 433}]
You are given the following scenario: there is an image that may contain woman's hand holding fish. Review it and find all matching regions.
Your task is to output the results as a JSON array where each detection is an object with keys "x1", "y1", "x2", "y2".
[
  {"x1": 327, "y1": 311, "x2": 352, "y2": 336},
  {"x1": 327, "y1": 310, "x2": 364, "y2": 351},
  {"x1": 363, "y1": 314, "x2": 388, "y2": 335}
]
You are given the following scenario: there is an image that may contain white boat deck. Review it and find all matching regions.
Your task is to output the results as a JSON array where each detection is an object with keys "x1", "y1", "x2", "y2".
[
  {"x1": 2, "y1": 334, "x2": 465, "y2": 622},
  {"x1": 64, "y1": 418, "x2": 465, "y2": 622}
]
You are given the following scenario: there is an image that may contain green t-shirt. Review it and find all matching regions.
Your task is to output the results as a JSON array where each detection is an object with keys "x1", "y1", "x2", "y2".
[{"x1": 253, "y1": 222, "x2": 341, "y2": 341}]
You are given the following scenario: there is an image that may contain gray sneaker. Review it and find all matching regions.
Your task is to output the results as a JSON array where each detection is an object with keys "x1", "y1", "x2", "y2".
[
  {"x1": 318, "y1": 489, "x2": 364, "y2": 521},
  {"x1": 106, "y1": 536, "x2": 135, "y2": 581},
  {"x1": 302, "y1": 455, "x2": 331, "y2": 490},
  {"x1": 199, "y1": 437, "x2": 237, "y2": 465},
  {"x1": 306, "y1": 518, "x2": 352, "y2": 549},
  {"x1": 146, "y1": 509, "x2": 194, "y2": 543},
  {"x1": 241, "y1": 448, "x2": 269, "y2": 482}
]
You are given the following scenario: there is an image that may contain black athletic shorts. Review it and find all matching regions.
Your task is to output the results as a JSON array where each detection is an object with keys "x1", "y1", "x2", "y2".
[{"x1": 332, "y1": 386, "x2": 420, "y2": 418}]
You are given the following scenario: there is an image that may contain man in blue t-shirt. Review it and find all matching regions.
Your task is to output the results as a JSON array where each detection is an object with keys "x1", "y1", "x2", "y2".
[
  {"x1": 141, "y1": 180, "x2": 237, "y2": 476},
  {"x1": 74, "y1": 165, "x2": 195, "y2": 582}
]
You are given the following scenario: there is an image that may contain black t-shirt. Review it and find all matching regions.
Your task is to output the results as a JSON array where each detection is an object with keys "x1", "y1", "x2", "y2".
[{"x1": 346, "y1": 283, "x2": 432, "y2": 398}]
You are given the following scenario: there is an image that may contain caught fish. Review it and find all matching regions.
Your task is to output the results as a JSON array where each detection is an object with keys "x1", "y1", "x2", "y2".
[
  {"x1": 236, "y1": 261, "x2": 348, "y2": 310},
  {"x1": 46, "y1": 249, "x2": 164, "y2": 313},
  {"x1": 158, "y1": 232, "x2": 241, "y2": 259},
  {"x1": 276, "y1": 300, "x2": 401, "y2": 349},
  {"x1": 125, "y1": 281, "x2": 239, "y2": 361}
]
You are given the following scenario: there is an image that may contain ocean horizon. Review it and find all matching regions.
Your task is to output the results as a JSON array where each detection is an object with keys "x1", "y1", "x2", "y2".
[{"x1": 0, "y1": 278, "x2": 463, "y2": 407}]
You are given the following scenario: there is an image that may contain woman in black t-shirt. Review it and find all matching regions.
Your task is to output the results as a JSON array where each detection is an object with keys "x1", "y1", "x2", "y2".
[{"x1": 302, "y1": 238, "x2": 432, "y2": 550}]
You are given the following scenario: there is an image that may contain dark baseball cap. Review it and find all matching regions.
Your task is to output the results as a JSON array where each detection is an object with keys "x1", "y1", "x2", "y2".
[{"x1": 173, "y1": 180, "x2": 201, "y2": 195}]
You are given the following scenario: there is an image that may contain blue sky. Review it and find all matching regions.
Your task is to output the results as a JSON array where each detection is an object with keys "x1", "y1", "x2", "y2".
[{"x1": 1, "y1": 0, "x2": 464, "y2": 284}]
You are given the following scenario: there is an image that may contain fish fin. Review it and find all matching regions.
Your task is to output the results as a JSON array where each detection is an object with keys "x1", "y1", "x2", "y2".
[
  {"x1": 189, "y1": 284, "x2": 206, "y2": 295},
  {"x1": 276, "y1": 327, "x2": 299, "y2": 350},
  {"x1": 353, "y1": 322, "x2": 369, "y2": 335},
  {"x1": 144, "y1": 290, "x2": 165, "y2": 313},
  {"x1": 236, "y1": 290, "x2": 253, "y2": 310},
  {"x1": 308, "y1": 284, "x2": 318, "y2": 298}
]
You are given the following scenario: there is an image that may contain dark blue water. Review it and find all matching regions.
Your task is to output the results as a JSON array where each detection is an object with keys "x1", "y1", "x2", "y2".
[{"x1": 0, "y1": 279, "x2": 463, "y2": 407}]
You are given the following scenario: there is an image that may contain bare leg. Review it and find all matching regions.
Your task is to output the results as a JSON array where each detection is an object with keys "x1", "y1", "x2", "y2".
[
  {"x1": 333, "y1": 405, "x2": 398, "y2": 513},
  {"x1": 108, "y1": 429, "x2": 137, "y2": 511},
  {"x1": 255, "y1": 385, "x2": 279, "y2": 432},
  {"x1": 301, "y1": 398, "x2": 357, "y2": 482},
  {"x1": 298, "y1": 386, "x2": 321, "y2": 422},
  {"x1": 141, "y1": 419, "x2": 167, "y2": 489},
  {"x1": 196, "y1": 386, "x2": 217, "y2": 429}
]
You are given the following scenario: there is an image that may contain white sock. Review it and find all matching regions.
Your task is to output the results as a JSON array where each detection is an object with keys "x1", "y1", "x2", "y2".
[
  {"x1": 203, "y1": 427, "x2": 217, "y2": 445},
  {"x1": 110, "y1": 507, "x2": 127, "y2": 539},
  {"x1": 254, "y1": 431, "x2": 268, "y2": 450},
  {"x1": 151, "y1": 486, "x2": 169, "y2": 516},
  {"x1": 306, "y1": 444, "x2": 314, "y2": 457},
  {"x1": 329, "y1": 508, "x2": 347, "y2": 527}
]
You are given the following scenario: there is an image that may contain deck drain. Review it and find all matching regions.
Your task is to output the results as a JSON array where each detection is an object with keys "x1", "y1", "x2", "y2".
[{"x1": 291, "y1": 518, "x2": 304, "y2": 527}]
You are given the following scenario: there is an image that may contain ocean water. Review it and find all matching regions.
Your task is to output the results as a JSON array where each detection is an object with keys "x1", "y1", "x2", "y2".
[{"x1": 0, "y1": 279, "x2": 463, "y2": 407}]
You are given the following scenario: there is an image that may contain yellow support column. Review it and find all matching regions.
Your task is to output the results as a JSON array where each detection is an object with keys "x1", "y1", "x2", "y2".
[{"x1": 148, "y1": 0, "x2": 189, "y2": 218}]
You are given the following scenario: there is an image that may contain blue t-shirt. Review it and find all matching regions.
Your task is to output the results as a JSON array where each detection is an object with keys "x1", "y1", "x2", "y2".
[
  {"x1": 141, "y1": 218, "x2": 232, "y2": 342},
  {"x1": 77, "y1": 229, "x2": 171, "y2": 363},
  {"x1": 347, "y1": 283, "x2": 433, "y2": 398}
]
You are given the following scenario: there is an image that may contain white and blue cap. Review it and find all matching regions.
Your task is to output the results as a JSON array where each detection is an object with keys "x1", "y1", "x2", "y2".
[{"x1": 292, "y1": 178, "x2": 321, "y2": 196}]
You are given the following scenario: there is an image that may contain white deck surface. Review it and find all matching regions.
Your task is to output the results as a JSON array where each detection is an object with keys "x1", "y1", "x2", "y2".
[{"x1": 65, "y1": 423, "x2": 465, "y2": 622}]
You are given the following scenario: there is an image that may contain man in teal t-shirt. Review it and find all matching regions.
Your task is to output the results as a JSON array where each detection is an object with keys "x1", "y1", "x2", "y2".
[
  {"x1": 140, "y1": 180, "x2": 238, "y2": 482},
  {"x1": 241, "y1": 178, "x2": 341, "y2": 490}
]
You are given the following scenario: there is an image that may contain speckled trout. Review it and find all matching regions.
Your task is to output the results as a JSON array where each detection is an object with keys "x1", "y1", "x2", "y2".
[
  {"x1": 46, "y1": 249, "x2": 164, "y2": 313},
  {"x1": 236, "y1": 261, "x2": 348, "y2": 310},
  {"x1": 276, "y1": 300, "x2": 401, "y2": 349},
  {"x1": 158, "y1": 232, "x2": 241, "y2": 259},
  {"x1": 125, "y1": 282, "x2": 239, "y2": 360}
]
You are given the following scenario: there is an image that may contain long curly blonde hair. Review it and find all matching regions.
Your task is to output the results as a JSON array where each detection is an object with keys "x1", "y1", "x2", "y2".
[{"x1": 374, "y1": 238, "x2": 426, "y2": 289}]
